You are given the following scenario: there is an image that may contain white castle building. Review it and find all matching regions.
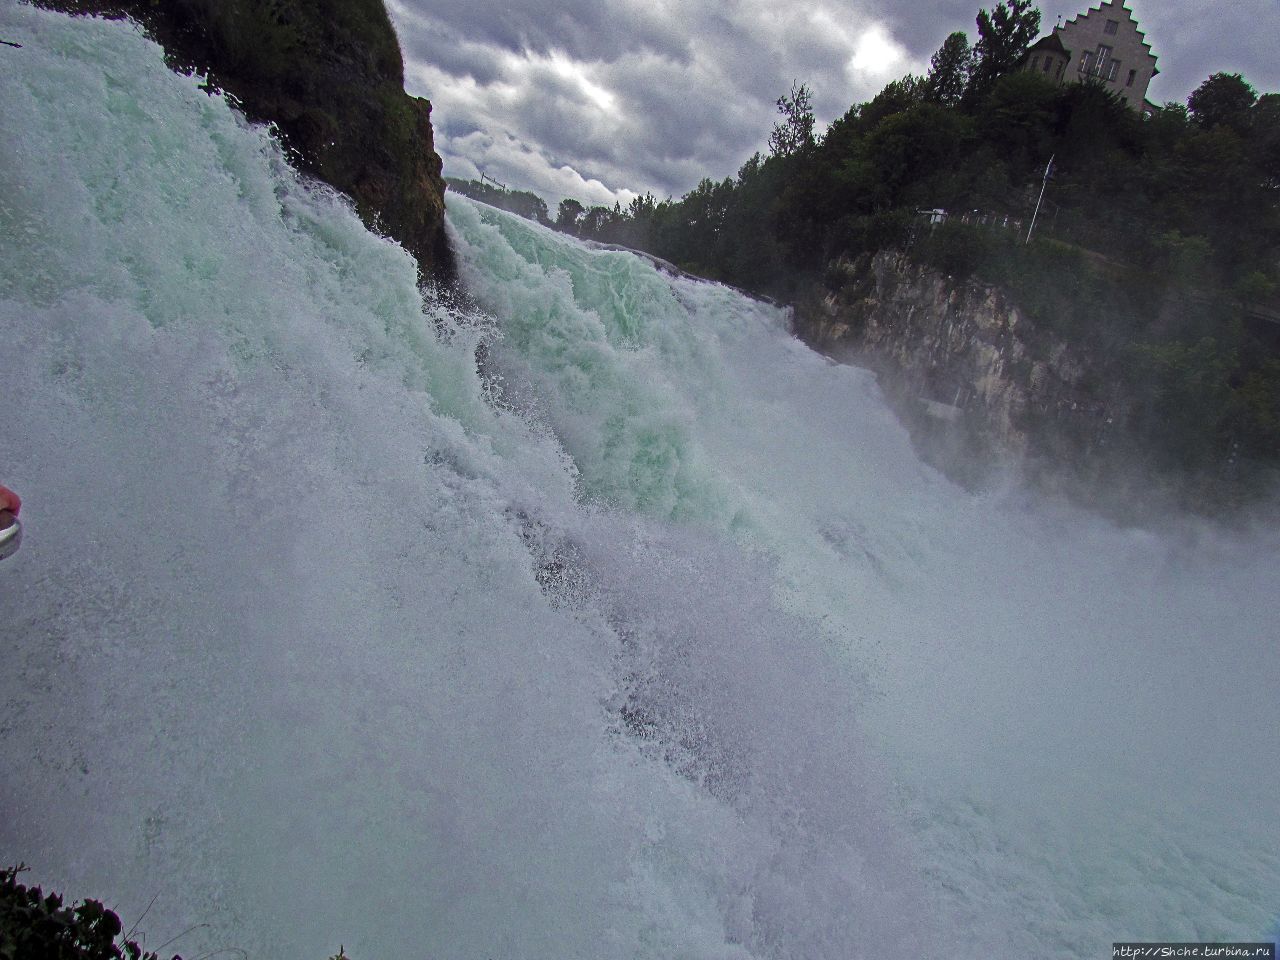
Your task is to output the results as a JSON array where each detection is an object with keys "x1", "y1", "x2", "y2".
[{"x1": 1023, "y1": 0, "x2": 1160, "y2": 113}]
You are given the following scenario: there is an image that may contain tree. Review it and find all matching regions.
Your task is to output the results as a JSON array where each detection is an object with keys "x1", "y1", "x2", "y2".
[
  {"x1": 858, "y1": 75, "x2": 925, "y2": 128},
  {"x1": 924, "y1": 31, "x2": 973, "y2": 106},
  {"x1": 1053, "y1": 78, "x2": 1135, "y2": 175},
  {"x1": 556, "y1": 198, "x2": 584, "y2": 234},
  {"x1": 769, "y1": 81, "x2": 816, "y2": 158},
  {"x1": 1250, "y1": 93, "x2": 1280, "y2": 189},
  {"x1": 627, "y1": 192, "x2": 658, "y2": 221},
  {"x1": 514, "y1": 191, "x2": 551, "y2": 225},
  {"x1": 857, "y1": 103, "x2": 972, "y2": 210},
  {"x1": 579, "y1": 205, "x2": 615, "y2": 240},
  {"x1": 967, "y1": 0, "x2": 1040, "y2": 103},
  {"x1": 979, "y1": 71, "x2": 1058, "y2": 176},
  {"x1": 1187, "y1": 72, "x2": 1257, "y2": 132}
]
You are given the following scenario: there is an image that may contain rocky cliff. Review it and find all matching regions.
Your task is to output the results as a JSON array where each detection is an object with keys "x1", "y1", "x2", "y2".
[
  {"x1": 37, "y1": 0, "x2": 454, "y2": 283},
  {"x1": 792, "y1": 250, "x2": 1134, "y2": 496}
]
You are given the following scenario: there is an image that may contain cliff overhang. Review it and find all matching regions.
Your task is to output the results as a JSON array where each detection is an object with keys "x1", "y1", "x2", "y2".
[{"x1": 33, "y1": 0, "x2": 454, "y2": 284}]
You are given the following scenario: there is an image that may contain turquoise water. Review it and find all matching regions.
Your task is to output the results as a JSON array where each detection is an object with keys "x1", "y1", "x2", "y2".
[{"x1": 2, "y1": 6, "x2": 1278, "y2": 958}]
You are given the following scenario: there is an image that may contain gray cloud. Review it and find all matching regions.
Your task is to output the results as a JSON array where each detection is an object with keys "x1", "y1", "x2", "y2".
[
  {"x1": 878, "y1": 0, "x2": 975, "y2": 53},
  {"x1": 390, "y1": 0, "x2": 692, "y2": 65},
  {"x1": 388, "y1": 0, "x2": 1280, "y2": 209},
  {"x1": 1135, "y1": 0, "x2": 1278, "y2": 103}
]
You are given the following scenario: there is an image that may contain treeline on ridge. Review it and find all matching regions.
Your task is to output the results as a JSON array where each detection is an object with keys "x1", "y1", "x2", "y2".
[{"x1": 451, "y1": 0, "x2": 1280, "y2": 492}]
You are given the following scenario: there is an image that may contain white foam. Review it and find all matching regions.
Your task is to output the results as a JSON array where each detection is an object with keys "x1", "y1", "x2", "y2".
[{"x1": 2, "y1": 6, "x2": 1278, "y2": 958}]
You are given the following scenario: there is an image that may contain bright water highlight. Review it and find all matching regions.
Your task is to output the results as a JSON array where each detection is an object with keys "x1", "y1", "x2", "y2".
[{"x1": 2, "y1": 6, "x2": 1279, "y2": 958}]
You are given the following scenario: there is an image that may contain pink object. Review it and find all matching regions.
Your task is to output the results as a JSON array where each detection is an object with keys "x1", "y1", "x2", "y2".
[{"x1": 0, "y1": 485, "x2": 20, "y2": 517}]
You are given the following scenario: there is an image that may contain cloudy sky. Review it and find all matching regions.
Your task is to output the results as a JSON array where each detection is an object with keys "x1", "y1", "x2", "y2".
[{"x1": 387, "y1": 0, "x2": 1280, "y2": 209}]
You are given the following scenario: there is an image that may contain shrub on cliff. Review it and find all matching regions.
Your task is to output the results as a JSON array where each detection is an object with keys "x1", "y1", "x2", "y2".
[
  {"x1": 0, "y1": 864, "x2": 175, "y2": 960},
  {"x1": 2, "y1": 865, "x2": 358, "y2": 960},
  {"x1": 913, "y1": 219, "x2": 996, "y2": 279}
]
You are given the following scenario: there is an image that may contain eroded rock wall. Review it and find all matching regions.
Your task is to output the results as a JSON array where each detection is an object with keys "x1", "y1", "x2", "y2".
[{"x1": 793, "y1": 251, "x2": 1125, "y2": 485}]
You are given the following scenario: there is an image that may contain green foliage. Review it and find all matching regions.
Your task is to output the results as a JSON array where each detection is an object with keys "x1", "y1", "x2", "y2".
[
  {"x1": 857, "y1": 76, "x2": 925, "y2": 128},
  {"x1": 968, "y1": 0, "x2": 1040, "y2": 103},
  {"x1": 1188, "y1": 72, "x2": 1257, "y2": 132},
  {"x1": 1153, "y1": 231, "x2": 1214, "y2": 285},
  {"x1": 446, "y1": 178, "x2": 550, "y2": 224},
  {"x1": 913, "y1": 220, "x2": 999, "y2": 279},
  {"x1": 912, "y1": 217, "x2": 1280, "y2": 487},
  {"x1": 0, "y1": 865, "x2": 174, "y2": 960},
  {"x1": 1130, "y1": 337, "x2": 1242, "y2": 470},
  {"x1": 857, "y1": 104, "x2": 972, "y2": 209},
  {"x1": 829, "y1": 210, "x2": 915, "y2": 257},
  {"x1": 547, "y1": 40, "x2": 1277, "y2": 314},
  {"x1": 2, "y1": 865, "x2": 360, "y2": 960},
  {"x1": 979, "y1": 70, "x2": 1058, "y2": 173},
  {"x1": 914, "y1": 222, "x2": 1158, "y2": 346},
  {"x1": 1235, "y1": 360, "x2": 1280, "y2": 460},
  {"x1": 924, "y1": 32, "x2": 972, "y2": 106},
  {"x1": 35, "y1": 0, "x2": 405, "y2": 89},
  {"x1": 1234, "y1": 270, "x2": 1278, "y2": 305},
  {"x1": 769, "y1": 81, "x2": 816, "y2": 158},
  {"x1": 556, "y1": 198, "x2": 585, "y2": 233},
  {"x1": 1051, "y1": 80, "x2": 1136, "y2": 176},
  {"x1": 1248, "y1": 93, "x2": 1280, "y2": 189}
]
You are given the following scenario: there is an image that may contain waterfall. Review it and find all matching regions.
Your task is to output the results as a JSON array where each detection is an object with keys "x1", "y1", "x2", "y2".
[{"x1": 3, "y1": 6, "x2": 1278, "y2": 958}]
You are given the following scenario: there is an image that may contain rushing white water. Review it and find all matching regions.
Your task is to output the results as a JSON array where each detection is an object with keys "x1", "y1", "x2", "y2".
[{"x1": 2, "y1": 7, "x2": 1278, "y2": 958}]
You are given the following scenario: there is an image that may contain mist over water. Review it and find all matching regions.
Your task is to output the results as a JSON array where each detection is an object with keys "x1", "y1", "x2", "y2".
[{"x1": 2, "y1": 6, "x2": 1278, "y2": 958}]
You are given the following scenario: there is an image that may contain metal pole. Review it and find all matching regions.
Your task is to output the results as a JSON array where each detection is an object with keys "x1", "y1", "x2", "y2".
[{"x1": 1025, "y1": 154, "x2": 1054, "y2": 245}]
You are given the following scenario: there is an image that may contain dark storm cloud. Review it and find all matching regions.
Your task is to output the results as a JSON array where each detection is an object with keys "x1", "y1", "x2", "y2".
[
  {"x1": 598, "y1": 54, "x2": 765, "y2": 189},
  {"x1": 389, "y1": 0, "x2": 921, "y2": 204},
  {"x1": 1135, "y1": 0, "x2": 1278, "y2": 103},
  {"x1": 392, "y1": 0, "x2": 692, "y2": 65},
  {"x1": 874, "y1": 0, "x2": 976, "y2": 59},
  {"x1": 387, "y1": 0, "x2": 1280, "y2": 209},
  {"x1": 399, "y1": 22, "x2": 507, "y2": 87}
]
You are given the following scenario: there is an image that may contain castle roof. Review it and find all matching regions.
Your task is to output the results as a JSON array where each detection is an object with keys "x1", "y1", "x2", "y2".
[
  {"x1": 1058, "y1": 0, "x2": 1159, "y2": 75},
  {"x1": 1027, "y1": 33, "x2": 1069, "y2": 56}
]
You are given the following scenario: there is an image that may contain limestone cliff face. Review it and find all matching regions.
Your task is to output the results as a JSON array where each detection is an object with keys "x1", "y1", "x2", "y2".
[
  {"x1": 38, "y1": 0, "x2": 453, "y2": 282},
  {"x1": 793, "y1": 251, "x2": 1124, "y2": 482}
]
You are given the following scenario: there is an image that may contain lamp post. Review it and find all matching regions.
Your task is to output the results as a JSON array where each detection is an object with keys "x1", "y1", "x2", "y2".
[{"x1": 1026, "y1": 154, "x2": 1055, "y2": 245}]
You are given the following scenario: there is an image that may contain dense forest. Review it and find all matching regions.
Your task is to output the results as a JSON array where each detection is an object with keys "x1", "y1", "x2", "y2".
[{"x1": 451, "y1": 0, "x2": 1280, "y2": 493}]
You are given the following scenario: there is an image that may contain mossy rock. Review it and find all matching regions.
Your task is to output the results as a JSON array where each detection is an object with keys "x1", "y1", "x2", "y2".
[{"x1": 34, "y1": 0, "x2": 454, "y2": 282}]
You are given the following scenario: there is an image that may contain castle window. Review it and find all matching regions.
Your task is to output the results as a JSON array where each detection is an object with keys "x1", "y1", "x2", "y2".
[
  {"x1": 1090, "y1": 44, "x2": 1113, "y2": 78},
  {"x1": 1031, "y1": 56, "x2": 1039, "y2": 71},
  {"x1": 1043, "y1": 56, "x2": 1053, "y2": 73},
  {"x1": 1105, "y1": 19, "x2": 1119, "y2": 35},
  {"x1": 1079, "y1": 50, "x2": 1095, "y2": 74},
  {"x1": 1106, "y1": 59, "x2": 1120, "y2": 81},
  {"x1": 1127, "y1": 68, "x2": 1137, "y2": 87}
]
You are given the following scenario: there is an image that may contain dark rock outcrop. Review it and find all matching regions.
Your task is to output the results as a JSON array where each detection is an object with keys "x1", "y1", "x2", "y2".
[
  {"x1": 37, "y1": 0, "x2": 454, "y2": 283},
  {"x1": 794, "y1": 248, "x2": 1280, "y2": 518},
  {"x1": 792, "y1": 251, "x2": 1152, "y2": 502}
]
